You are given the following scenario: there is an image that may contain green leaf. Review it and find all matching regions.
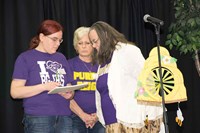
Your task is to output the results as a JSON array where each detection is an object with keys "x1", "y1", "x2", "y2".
[
  {"x1": 192, "y1": 44, "x2": 197, "y2": 50},
  {"x1": 191, "y1": 37, "x2": 197, "y2": 42},
  {"x1": 172, "y1": 39, "x2": 177, "y2": 46},
  {"x1": 167, "y1": 34, "x2": 172, "y2": 39},
  {"x1": 169, "y1": 44, "x2": 173, "y2": 49},
  {"x1": 187, "y1": 18, "x2": 196, "y2": 27},
  {"x1": 175, "y1": 7, "x2": 182, "y2": 11},
  {"x1": 183, "y1": 49, "x2": 188, "y2": 54},
  {"x1": 176, "y1": 34, "x2": 182, "y2": 42},
  {"x1": 165, "y1": 40, "x2": 171, "y2": 46},
  {"x1": 169, "y1": 23, "x2": 176, "y2": 32},
  {"x1": 175, "y1": 12, "x2": 181, "y2": 19},
  {"x1": 134, "y1": 91, "x2": 138, "y2": 98},
  {"x1": 178, "y1": 30, "x2": 184, "y2": 36},
  {"x1": 177, "y1": 41, "x2": 182, "y2": 47},
  {"x1": 181, "y1": 20, "x2": 186, "y2": 27},
  {"x1": 195, "y1": 17, "x2": 200, "y2": 25}
]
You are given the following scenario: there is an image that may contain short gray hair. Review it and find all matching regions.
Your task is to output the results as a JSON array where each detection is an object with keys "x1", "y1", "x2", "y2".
[{"x1": 73, "y1": 27, "x2": 90, "y2": 50}]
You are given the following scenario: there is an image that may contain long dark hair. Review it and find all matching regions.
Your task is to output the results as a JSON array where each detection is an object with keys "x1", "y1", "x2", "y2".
[
  {"x1": 89, "y1": 21, "x2": 132, "y2": 65},
  {"x1": 29, "y1": 20, "x2": 63, "y2": 49}
]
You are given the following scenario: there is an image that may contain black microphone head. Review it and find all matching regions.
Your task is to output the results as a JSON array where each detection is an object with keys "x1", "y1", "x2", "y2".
[
  {"x1": 143, "y1": 14, "x2": 150, "y2": 22},
  {"x1": 143, "y1": 14, "x2": 164, "y2": 26}
]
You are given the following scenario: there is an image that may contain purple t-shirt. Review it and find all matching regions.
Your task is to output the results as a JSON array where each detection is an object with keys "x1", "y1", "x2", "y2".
[
  {"x1": 12, "y1": 49, "x2": 73, "y2": 116},
  {"x1": 96, "y1": 63, "x2": 117, "y2": 125},
  {"x1": 68, "y1": 56, "x2": 98, "y2": 114}
]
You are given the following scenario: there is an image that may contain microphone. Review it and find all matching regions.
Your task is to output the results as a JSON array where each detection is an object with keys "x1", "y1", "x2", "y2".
[{"x1": 143, "y1": 14, "x2": 164, "y2": 26}]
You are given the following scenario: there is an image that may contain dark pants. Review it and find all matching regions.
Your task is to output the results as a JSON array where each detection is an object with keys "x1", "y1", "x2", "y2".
[{"x1": 22, "y1": 114, "x2": 73, "y2": 133}]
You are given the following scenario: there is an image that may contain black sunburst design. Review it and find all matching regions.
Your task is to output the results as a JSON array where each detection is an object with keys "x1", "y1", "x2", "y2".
[{"x1": 146, "y1": 67, "x2": 175, "y2": 97}]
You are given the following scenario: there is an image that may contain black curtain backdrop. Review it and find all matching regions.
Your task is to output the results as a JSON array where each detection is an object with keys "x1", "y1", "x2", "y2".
[{"x1": 1, "y1": 0, "x2": 199, "y2": 133}]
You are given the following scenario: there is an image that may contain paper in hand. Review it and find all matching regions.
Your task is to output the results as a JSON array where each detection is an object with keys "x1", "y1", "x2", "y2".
[{"x1": 48, "y1": 83, "x2": 88, "y2": 94}]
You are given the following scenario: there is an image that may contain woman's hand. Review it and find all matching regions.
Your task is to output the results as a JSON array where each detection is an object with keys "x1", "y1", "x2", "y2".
[
  {"x1": 86, "y1": 113, "x2": 98, "y2": 128},
  {"x1": 59, "y1": 91, "x2": 74, "y2": 100},
  {"x1": 80, "y1": 112, "x2": 95, "y2": 128},
  {"x1": 43, "y1": 82, "x2": 61, "y2": 91},
  {"x1": 10, "y1": 80, "x2": 61, "y2": 99}
]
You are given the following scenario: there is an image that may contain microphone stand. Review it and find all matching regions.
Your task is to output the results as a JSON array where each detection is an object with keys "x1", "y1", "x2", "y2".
[{"x1": 153, "y1": 23, "x2": 169, "y2": 133}]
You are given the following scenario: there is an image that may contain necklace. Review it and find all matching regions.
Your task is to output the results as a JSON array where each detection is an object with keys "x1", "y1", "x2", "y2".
[
  {"x1": 79, "y1": 56, "x2": 93, "y2": 72},
  {"x1": 82, "y1": 61, "x2": 92, "y2": 72},
  {"x1": 82, "y1": 61, "x2": 98, "y2": 80}
]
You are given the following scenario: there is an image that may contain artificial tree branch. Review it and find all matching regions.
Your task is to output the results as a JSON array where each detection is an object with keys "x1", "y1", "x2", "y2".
[{"x1": 194, "y1": 50, "x2": 200, "y2": 77}]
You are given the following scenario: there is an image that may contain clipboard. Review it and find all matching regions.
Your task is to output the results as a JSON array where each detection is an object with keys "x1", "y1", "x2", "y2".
[{"x1": 48, "y1": 83, "x2": 88, "y2": 94}]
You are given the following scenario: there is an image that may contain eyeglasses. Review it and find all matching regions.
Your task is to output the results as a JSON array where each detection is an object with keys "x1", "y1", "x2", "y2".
[
  {"x1": 91, "y1": 38, "x2": 99, "y2": 45},
  {"x1": 46, "y1": 36, "x2": 63, "y2": 43}
]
